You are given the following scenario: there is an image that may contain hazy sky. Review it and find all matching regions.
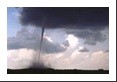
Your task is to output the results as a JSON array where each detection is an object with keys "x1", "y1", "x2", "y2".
[{"x1": 7, "y1": 7, "x2": 109, "y2": 70}]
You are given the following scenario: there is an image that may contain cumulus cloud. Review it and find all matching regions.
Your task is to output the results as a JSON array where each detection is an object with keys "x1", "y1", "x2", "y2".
[
  {"x1": 66, "y1": 29, "x2": 107, "y2": 45},
  {"x1": 42, "y1": 50, "x2": 109, "y2": 70},
  {"x1": 7, "y1": 48, "x2": 50, "y2": 69},
  {"x1": 73, "y1": 51, "x2": 109, "y2": 70},
  {"x1": 7, "y1": 48, "x2": 109, "y2": 70},
  {"x1": 66, "y1": 34, "x2": 79, "y2": 48},
  {"x1": 7, "y1": 27, "x2": 68, "y2": 54},
  {"x1": 7, "y1": 48, "x2": 37, "y2": 69}
]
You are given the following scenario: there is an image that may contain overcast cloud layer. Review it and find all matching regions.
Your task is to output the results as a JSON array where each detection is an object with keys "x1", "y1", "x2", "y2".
[{"x1": 20, "y1": 7, "x2": 109, "y2": 30}]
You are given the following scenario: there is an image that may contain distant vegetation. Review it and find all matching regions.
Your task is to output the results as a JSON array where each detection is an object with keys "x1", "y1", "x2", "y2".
[{"x1": 7, "y1": 68, "x2": 109, "y2": 74}]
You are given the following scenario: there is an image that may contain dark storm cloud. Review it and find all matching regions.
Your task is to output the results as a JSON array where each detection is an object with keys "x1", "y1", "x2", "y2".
[
  {"x1": 7, "y1": 27, "x2": 67, "y2": 54},
  {"x1": 66, "y1": 30, "x2": 107, "y2": 45},
  {"x1": 20, "y1": 7, "x2": 109, "y2": 31},
  {"x1": 79, "y1": 47, "x2": 90, "y2": 52}
]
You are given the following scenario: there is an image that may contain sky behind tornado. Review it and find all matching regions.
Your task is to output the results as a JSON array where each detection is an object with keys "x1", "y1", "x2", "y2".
[{"x1": 7, "y1": 7, "x2": 109, "y2": 70}]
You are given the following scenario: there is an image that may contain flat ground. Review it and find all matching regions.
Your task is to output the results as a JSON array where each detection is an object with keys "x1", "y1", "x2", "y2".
[{"x1": 7, "y1": 68, "x2": 109, "y2": 74}]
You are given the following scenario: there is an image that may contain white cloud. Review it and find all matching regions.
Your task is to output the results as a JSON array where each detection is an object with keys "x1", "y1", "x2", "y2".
[
  {"x1": 77, "y1": 51, "x2": 109, "y2": 70},
  {"x1": 7, "y1": 48, "x2": 37, "y2": 69},
  {"x1": 7, "y1": 48, "x2": 109, "y2": 70},
  {"x1": 66, "y1": 34, "x2": 79, "y2": 48},
  {"x1": 41, "y1": 50, "x2": 109, "y2": 70}
]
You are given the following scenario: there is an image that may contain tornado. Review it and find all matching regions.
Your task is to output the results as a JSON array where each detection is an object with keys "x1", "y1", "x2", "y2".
[{"x1": 38, "y1": 15, "x2": 45, "y2": 65}]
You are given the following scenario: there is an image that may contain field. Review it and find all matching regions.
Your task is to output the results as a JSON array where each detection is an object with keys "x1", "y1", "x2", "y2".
[{"x1": 7, "y1": 68, "x2": 109, "y2": 74}]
